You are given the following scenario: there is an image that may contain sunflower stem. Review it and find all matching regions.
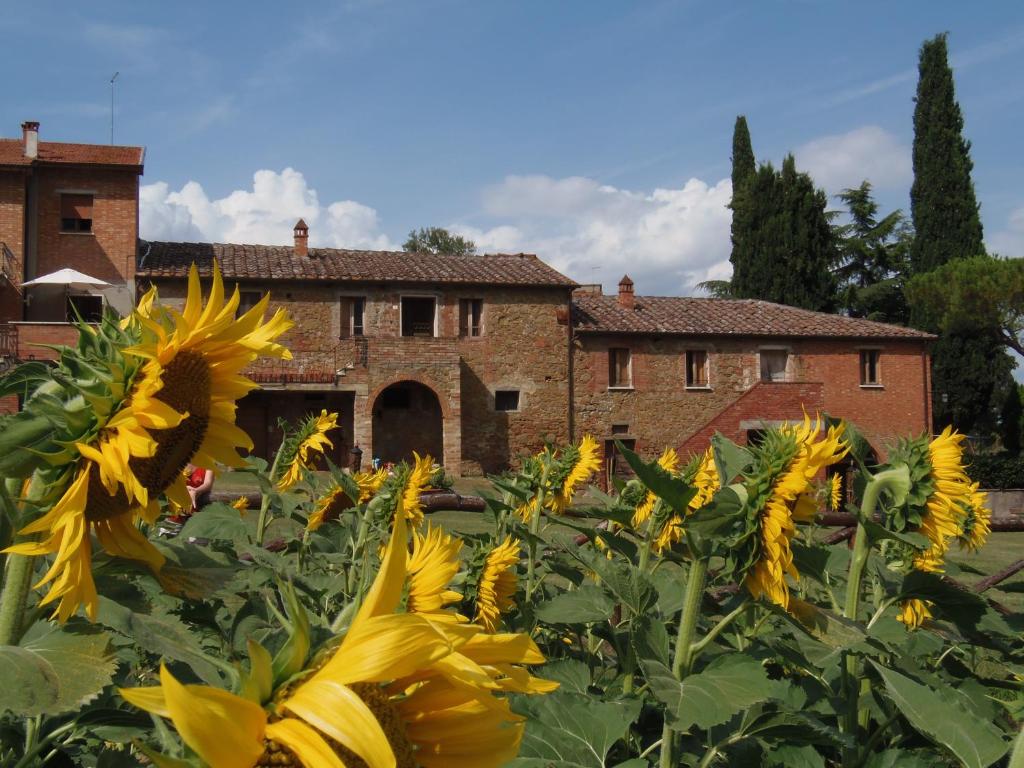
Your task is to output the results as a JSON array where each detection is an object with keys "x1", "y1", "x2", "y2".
[
  {"x1": 0, "y1": 550, "x2": 35, "y2": 646},
  {"x1": 841, "y1": 477, "x2": 882, "y2": 766},
  {"x1": 525, "y1": 464, "x2": 549, "y2": 602},
  {"x1": 255, "y1": 450, "x2": 283, "y2": 547},
  {"x1": 659, "y1": 556, "x2": 709, "y2": 768}
]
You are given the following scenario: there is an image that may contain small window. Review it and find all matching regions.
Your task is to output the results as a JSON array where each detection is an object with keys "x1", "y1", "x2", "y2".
[
  {"x1": 60, "y1": 193, "x2": 93, "y2": 233},
  {"x1": 760, "y1": 350, "x2": 788, "y2": 382},
  {"x1": 66, "y1": 294, "x2": 102, "y2": 322},
  {"x1": 609, "y1": 347, "x2": 632, "y2": 388},
  {"x1": 495, "y1": 390, "x2": 520, "y2": 412},
  {"x1": 686, "y1": 350, "x2": 709, "y2": 388},
  {"x1": 860, "y1": 350, "x2": 881, "y2": 386},
  {"x1": 238, "y1": 290, "x2": 262, "y2": 316},
  {"x1": 611, "y1": 423, "x2": 630, "y2": 435},
  {"x1": 459, "y1": 298, "x2": 483, "y2": 337},
  {"x1": 340, "y1": 296, "x2": 366, "y2": 338},
  {"x1": 401, "y1": 297, "x2": 436, "y2": 337}
]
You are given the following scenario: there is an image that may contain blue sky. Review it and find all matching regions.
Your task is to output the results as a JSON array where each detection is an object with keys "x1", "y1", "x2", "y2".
[{"x1": 3, "y1": 1, "x2": 1024, "y2": 295}]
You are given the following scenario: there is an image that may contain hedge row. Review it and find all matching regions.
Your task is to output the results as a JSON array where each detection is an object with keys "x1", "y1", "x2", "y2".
[{"x1": 966, "y1": 452, "x2": 1024, "y2": 489}]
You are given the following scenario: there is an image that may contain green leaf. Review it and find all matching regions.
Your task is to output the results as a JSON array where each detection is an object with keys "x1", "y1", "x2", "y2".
[
  {"x1": 177, "y1": 503, "x2": 251, "y2": 542},
  {"x1": 861, "y1": 519, "x2": 929, "y2": 550},
  {"x1": 513, "y1": 692, "x2": 642, "y2": 768},
  {"x1": 573, "y1": 549, "x2": 656, "y2": 617},
  {"x1": 631, "y1": 616, "x2": 669, "y2": 667},
  {"x1": 539, "y1": 659, "x2": 591, "y2": 695},
  {"x1": 764, "y1": 744, "x2": 824, "y2": 768},
  {"x1": 779, "y1": 601, "x2": 867, "y2": 650},
  {"x1": 869, "y1": 661, "x2": 1009, "y2": 768},
  {"x1": 0, "y1": 626, "x2": 116, "y2": 716},
  {"x1": 790, "y1": 542, "x2": 833, "y2": 583},
  {"x1": 645, "y1": 653, "x2": 778, "y2": 731},
  {"x1": 616, "y1": 440, "x2": 696, "y2": 515},
  {"x1": 0, "y1": 411, "x2": 61, "y2": 476},
  {"x1": 864, "y1": 749, "x2": 946, "y2": 768},
  {"x1": 684, "y1": 485, "x2": 747, "y2": 555},
  {"x1": 899, "y1": 570, "x2": 990, "y2": 632},
  {"x1": 535, "y1": 585, "x2": 615, "y2": 624},
  {"x1": 710, "y1": 432, "x2": 752, "y2": 484}
]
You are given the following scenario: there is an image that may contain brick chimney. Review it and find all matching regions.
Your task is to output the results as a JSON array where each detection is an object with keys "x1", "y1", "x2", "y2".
[
  {"x1": 617, "y1": 275, "x2": 635, "y2": 310},
  {"x1": 22, "y1": 121, "x2": 39, "y2": 159},
  {"x1": 294, "y1": 218, "x2": 309, "y2": 257}
]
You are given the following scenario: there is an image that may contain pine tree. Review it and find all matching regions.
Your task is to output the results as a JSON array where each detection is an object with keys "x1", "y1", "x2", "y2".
[
  {"x1": 728, "y1": 116, "x2": 756, "y2": 295},
  {"x1": 731, "y1": 156, "x2": 836, "y2": 311},
  {"x1": 910, "y1": 33, "x2": 985, "y2": 273}
]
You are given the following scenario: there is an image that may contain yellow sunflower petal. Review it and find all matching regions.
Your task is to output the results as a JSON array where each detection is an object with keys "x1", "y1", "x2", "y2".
[{"x1": 265, "y1": 718, "x2": 347, "y2": 768}]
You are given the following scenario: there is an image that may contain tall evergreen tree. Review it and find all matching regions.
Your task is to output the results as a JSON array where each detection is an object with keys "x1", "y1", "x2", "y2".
[
  {"x1": 731, "y1": 155, "x2": 836, "y2": 311},
  {"x1": 728, "y1": 116, "x2": 757, "y2": 295},
  {"x1": 910, "y1": 33, "x2": 985, "y2": 273},
  {"x1": 908, "y1": 33, "x2": 1007, "y2": 434}
]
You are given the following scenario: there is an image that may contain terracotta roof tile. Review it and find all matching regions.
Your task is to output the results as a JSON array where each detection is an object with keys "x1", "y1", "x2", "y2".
[
  {"x1": 572, "y1": 294, "x2": 933, "y2": 340},
  {"x1": 0, "y1": 139, "x2": 144, "y2": 168},
  {"x1": 137, "y1": 240, "x2": 577, "y2": 288}
]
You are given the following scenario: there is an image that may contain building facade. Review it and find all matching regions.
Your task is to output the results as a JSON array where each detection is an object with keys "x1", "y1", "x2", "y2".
[{"x1": 0, "y1": 124, "x2": 934, "y2": 477}]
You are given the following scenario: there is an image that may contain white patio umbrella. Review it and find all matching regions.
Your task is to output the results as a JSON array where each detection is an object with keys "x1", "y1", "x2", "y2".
[
  {"x1": 21, "y1": 268, "x2": 110, "y2": 290},
  {"x1": 21, "y1": 268, "x2": 111, "y2": 321}
]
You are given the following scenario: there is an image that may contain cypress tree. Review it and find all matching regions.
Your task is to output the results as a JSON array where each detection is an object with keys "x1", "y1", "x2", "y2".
[
  {"x1": 909, "y1": 33, "x2": 1007, "y2": 433},
  {"x1": 731, "y1": 155, "x2": 836, "y2": 311},
  {"x1": 729, "y1": 116, "x2": 756, "y2": 294},
  {"x1": 910, "y1": 33, "x2": 985, "y2": 272}
]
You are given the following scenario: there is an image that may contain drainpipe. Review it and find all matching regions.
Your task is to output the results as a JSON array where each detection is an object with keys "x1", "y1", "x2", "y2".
[{"x1": 567, "y1": 290, "x2": 575, "y2": 442}]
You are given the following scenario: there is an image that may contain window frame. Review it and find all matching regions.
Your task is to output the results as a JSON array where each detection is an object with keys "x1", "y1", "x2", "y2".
[
  {"x1": 59, "y1": 191, "x2": 94, "y2": 234},
  {"x1": 608, "y1": 347, "x2": 633, "y2": 389},
  {"x1": 339, "y1": 294, "x2": 367, "y2": 338},
  {"x1": 400, "y1": 293, "x2": 439, "y2": 338},
  {"x1": 238, "y1": 289, "x2": 263, "y2": 317},
  {"x1": 494, "y1": 389, "x2": 520, "y2": 412},
  {"x1": 685, "y1": 349, "x2": 710, "y2": 389},
  {"x1": 859, "y1": 348, "x2": 882, "y2": 387},
  {"x1": 459, "y1": 298, "x2": 484, "y2": 338},
  {"x1": 759, "y1": 347, "x2": 790, "y2": 383}
]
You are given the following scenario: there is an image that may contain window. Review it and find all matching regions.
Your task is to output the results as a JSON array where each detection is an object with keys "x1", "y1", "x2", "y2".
[
  {"x1": 611, "y1": 423, "x2": 630, "y2": 435},
  {"x1": 66, "y1": 294, "x2": 102, "y2": 322},
  {"x1": 495, "y1": 390, "x2": 520, "y2": 411},
  {"x1": 401, "y1": 296, "x2": 436, "y2": 337},
  {"x1": 238, "y1": 290, "x2": 262, "y2": 316},
  {"x1": 60, "y1": 193, "x2": 93, "y2": 233},
  {"x1": 686, "y1": 350, "x2": 709, "y2": 388},
  {"x1": 860, "y1": 350, "x2": 881, "y2": 386},
  {"x1": 340, "y1": 296, "x2": 366, "y2": 338},
  {"x1": 608, "y1": 347, "x2": 632, "y2": 388},
  {"x1": 760, "y1": 349, "x2": 788, "y2": 382},
  {"x1": 459, "y1": 298, "x2": 483, "y2": 337}
]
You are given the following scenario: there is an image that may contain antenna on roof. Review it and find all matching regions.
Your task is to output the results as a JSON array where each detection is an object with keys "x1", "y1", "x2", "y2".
[{"x1": 109, "y1": 72, "x2": 119, "y2": 144}]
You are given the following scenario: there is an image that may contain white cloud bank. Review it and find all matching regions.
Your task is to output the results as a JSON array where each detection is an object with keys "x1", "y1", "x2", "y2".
[
  {"x1": 141, "y1": 167, "x2": 735, "y2": 295},
  {"x1": 989, "y1": 205, "x2": 1024, "y2": 256},
  {"x1": 795, "y1": 125, "x2": 911, "y2": 194},
  {"x1": 140, "y1": 168, "x2": 394, "y2": 250}
]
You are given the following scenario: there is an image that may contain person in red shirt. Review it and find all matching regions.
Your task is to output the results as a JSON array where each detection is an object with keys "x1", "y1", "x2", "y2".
[{"x1": 185, "y1": 464, "x2": 214, "y2": 513}]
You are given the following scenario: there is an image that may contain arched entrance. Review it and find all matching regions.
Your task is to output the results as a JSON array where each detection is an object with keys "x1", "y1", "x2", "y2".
[{"x1": 371, "y1": 381, "x2": 444, "y2": 466}]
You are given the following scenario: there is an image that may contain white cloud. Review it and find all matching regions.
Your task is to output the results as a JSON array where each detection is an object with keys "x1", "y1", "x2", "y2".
[
  {"x1": 989, "y1": 205, "x2": 1024, "y2": 256},
  {"x1": 455, "y1": 174, "x2": 734, "y2": 295},
  {"x1": 795, "y1": 125, "x2": 911, "y2": 193},
  {"x1": 139, "y1": 168, "x2": 394, "y2": 250}
]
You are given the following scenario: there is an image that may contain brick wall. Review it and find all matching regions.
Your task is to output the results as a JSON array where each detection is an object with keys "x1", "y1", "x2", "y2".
[
  {"x1": 0, "y1": 171, "x2": 26, "y2": 322},
  {"x1": 573, "y1": 334, "x2": 930, "y2": 462}
]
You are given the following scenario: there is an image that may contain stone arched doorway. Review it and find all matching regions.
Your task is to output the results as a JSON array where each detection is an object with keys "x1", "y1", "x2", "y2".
[{"x1": 371, "y1": 381, "x2": 444, "y2": 466}]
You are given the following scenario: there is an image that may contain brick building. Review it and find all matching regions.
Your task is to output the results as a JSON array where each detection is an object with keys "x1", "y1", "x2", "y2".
[
  {"x1": 574, "y1": 278, "x2": 933, "y2": 481},
  {"x1": 0, "y1": 121, "x2": 144, "y2": 377},
  {"x1": 0, "y1": 123, "x2": 934, "y2": 477}
]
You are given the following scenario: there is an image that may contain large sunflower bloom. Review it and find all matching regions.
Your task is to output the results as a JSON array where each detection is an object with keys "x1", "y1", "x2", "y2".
[
  {"x1": 401, "y1": 453, "x2": 435, "y2": 527},
  {"x1": 307, "y1": 469, "x2": 388, "y2": 532},
  {"x1": 913, "y1": 427, "x2": 974, "y2": 572},
  {"x1": 744, "y1": 416, "x2": 847, "y2": 609},
  {"x1": 123, "y1": 471, "x2": 543, "y2": 768},
  {"x1": 407, "y1": 523, "x2": 464, "y2": 620},
  {"x1": 277, "y1": 410, "x2": 340, "y2": 492},
  {"x1": 474, "y1": 536, "x2": 521, "y2": 632},
  {"x1": 6, "y1": 262, "x2": 291, "y2": 621},
  {"x1": 548, "y1": 435, "x2": 601, "y2": 514}
]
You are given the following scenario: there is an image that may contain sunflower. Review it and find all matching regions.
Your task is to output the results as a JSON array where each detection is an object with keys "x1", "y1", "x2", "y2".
[
  {"x1": 122, "y1": 472, "x2": 547, "y2": 768},
  {"x1": 632, "y1": 447, "x2": 680, "y2": 528},
  {"x1": 912, "y1": 427, "x2": 974, "y2": 573},
  {"x1": 547, "y1": 435, "x2": 601, "y2": 514},
  {"x1": 652, "y1": 447, "x2": 720, "y2": 554},
  {"x1": 307, "y1": 469, "x2": 389, "y2": 532},
  {"x1": 957, "y1": 482, "x2": 991, "y2": 552},
  {"x1": 828, "y1": 473, "x2": 843, "y2": 512},
  {"x1": 474, "y1": 536, "x2": 521, "y2": 632},
  {"x1": 232, "y1": 496, "x2": 251, "y2": 513},
  {"x1": 401, "y1": 453, "x2": 435, "y2": 527},
  {"x1": 276, "y1": 410, "x2": 340, "y2": 492},
  {"x1": 743, "y1": 416, "x2": 847, "y2": 609},
  {"x1": 5, "y1": 262, "x2": 291, "y2": 621},
  {"x1": 897, "y1": 598, "x2": 934, "y2": 630},
  {"x1": 406, "y1": 524, "x2": 464, "y2": 620}
]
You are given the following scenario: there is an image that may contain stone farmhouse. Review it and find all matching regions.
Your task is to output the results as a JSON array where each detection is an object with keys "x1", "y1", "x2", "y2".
[{"x1": 0, "y1": 123, "x2": 935, "y2": 482}]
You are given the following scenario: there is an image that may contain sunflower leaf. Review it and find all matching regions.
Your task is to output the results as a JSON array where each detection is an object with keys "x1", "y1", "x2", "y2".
[
  {"x1": 868, "y1": 660, "x2": 1009, "y2": 768},
  {"x1": 615, "y1": 440, "x2": 696, "y2": 515},
  {"x1": 513, "y1": 691, "x2": 642, "y2": 768},
  {"x1": 710, "y1": 432, "x2": 752, "y2": 485},
  {"x1": 534, "y1": 584, "x2": 615, "y2": 624}
]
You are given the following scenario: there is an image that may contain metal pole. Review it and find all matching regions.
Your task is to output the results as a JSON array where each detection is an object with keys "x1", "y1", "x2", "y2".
[{"x1": 109, "y1": 72, "x2": 119, "y2": 144}]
